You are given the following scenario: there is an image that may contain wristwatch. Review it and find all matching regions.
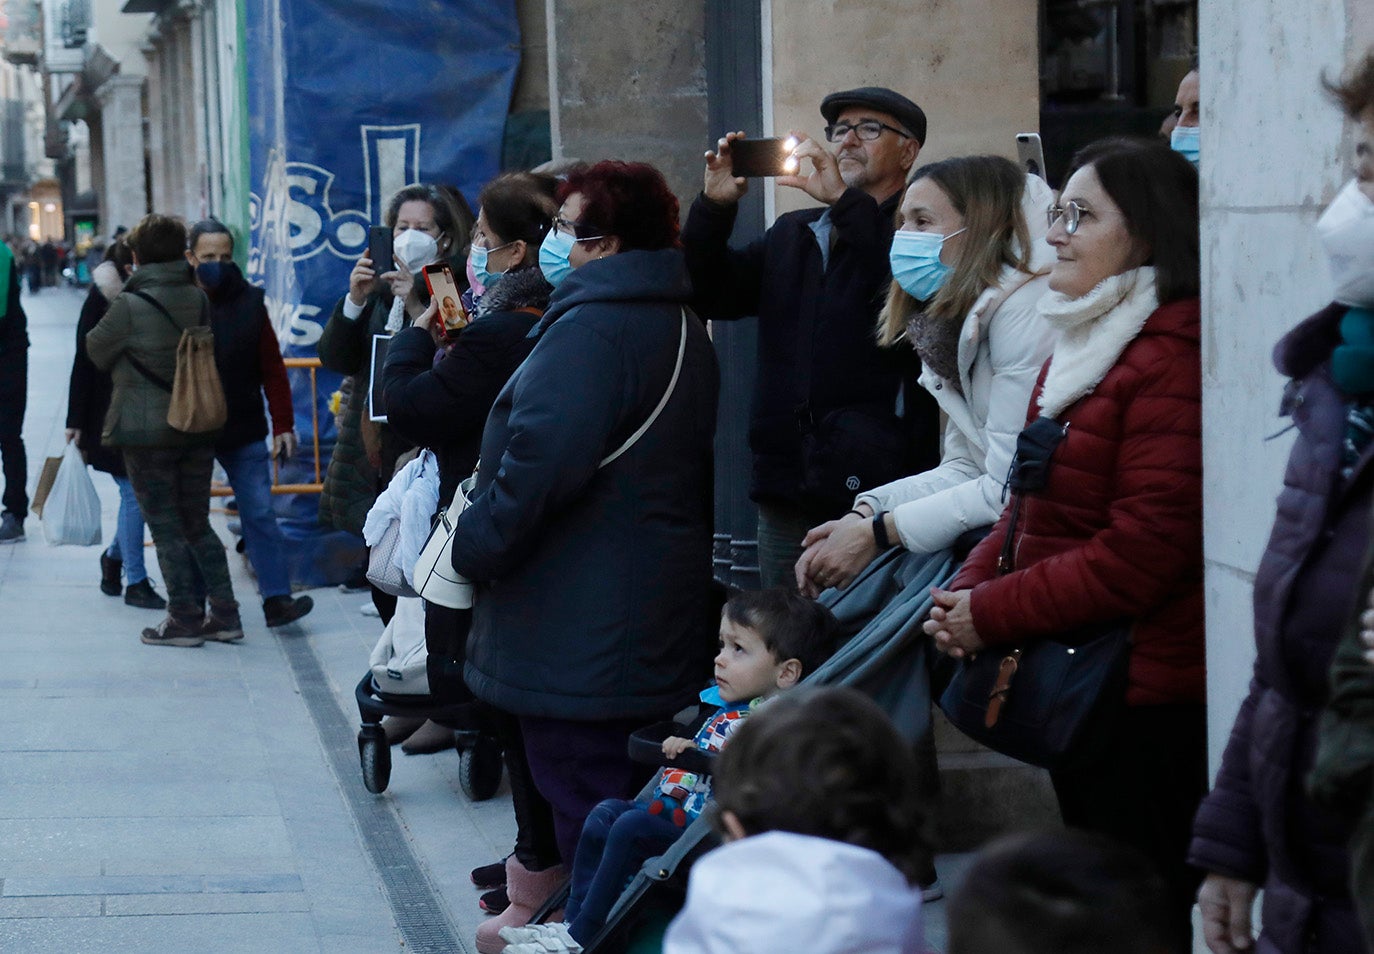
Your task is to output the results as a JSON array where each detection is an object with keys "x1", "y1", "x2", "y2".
[{"x1": 872, "y1": 511, "x2": 892, "y2": 550}]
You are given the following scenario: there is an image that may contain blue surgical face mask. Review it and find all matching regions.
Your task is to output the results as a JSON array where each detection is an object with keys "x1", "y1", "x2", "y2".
[
  {"x1": 469, "y1": 241, "x2": 512, "y2": 292},
  {"x1": 195, "y1": 260, "x2": 227, "y2": 290},
  {"x1": 539, "y1": 230, "x2": 576, "y2": 287},
  {"x1": 1170, "y1": 125, "x2": 1200, "y2": 167},
  {"x1": 889, "y1": 228, "x2": 966, "y2": 301}
]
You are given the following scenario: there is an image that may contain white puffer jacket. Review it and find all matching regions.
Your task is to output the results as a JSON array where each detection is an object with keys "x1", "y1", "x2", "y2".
[{"x1": 855, "y1": 178, "x2": 1057, "y2": 553}]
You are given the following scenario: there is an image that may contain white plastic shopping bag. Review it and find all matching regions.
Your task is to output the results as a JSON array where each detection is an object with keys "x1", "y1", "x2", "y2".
[{"x1": 42, "y1": 443, "x2": 102, "y2": 546}]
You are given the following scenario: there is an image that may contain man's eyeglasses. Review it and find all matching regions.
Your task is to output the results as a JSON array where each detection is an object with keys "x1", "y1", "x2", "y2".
[
  {"x1": 1046, "y1": 201, "x2": 1094, "y2": 235},
  {"x1": 823, "y1": 120, "x2": 911, "y2": 143},
  {"x1": 553, "y1": 215, "x2": 604, "y2": 242}
]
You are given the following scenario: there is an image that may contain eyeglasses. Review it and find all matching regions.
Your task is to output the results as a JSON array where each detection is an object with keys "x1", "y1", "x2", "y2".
[
  {"x1": 823, "y1": 120, "x2": 911, "y2": 143},
  {"x1": 552, "y1": 215, "x2": 604, "y2": 242},
  {"x1": 1046, "y1": 200, "x2": 1095, "y2": 235}
]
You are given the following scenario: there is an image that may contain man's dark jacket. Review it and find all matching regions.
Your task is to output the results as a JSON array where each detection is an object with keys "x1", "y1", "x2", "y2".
[
  {"x1": 1188, "y1": 303, "x2": 1369, "y2": 953},
  {"x1": 682, "y1": 186, "x2": 936, "y2": 509},
  {"x1": 450, "y1": 249, "x2": 720, "y2": 721}
]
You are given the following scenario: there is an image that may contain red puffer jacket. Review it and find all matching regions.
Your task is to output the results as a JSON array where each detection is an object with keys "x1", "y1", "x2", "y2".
[{"x1": 950, "y1": 297, "x2": 1204, "y2": 706}]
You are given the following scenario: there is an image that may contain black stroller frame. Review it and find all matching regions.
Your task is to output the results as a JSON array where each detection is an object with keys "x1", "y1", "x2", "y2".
[{"x1": 529, "y1": 546, "x2": 959, "y2": 953}]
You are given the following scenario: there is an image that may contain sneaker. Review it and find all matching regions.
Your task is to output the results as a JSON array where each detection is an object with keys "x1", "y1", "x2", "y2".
[
  {"x1": 141, "y1": 616, "x2": 205, "y2": 647},
  {"x1": 0, "y1": 513, "x2": 24, "y2": 544},
  {"x1": 100, "y1": 552, "x2": 123, "y2": 596},
  {"x1": 359, "y1": 601, "x2": 380, "y2": 618},
  {"x1": 479, "y1": 885, "x2": 509, "y2": 914},
  {"x1": 471, "y1": 858, "x2": 508, "y2": 889},
  {"x1": 339, "y1": 565, "x2": 369, "y2": 592},
  {"x1": 263, "y1": 594, "x2": 313, "y2": 627},
  {"x1": 201, "y1": 608, "x2": 244, "y2": 643},
  {"x1": 124, "y1": 579, "x2": 167, "y2": 610}
]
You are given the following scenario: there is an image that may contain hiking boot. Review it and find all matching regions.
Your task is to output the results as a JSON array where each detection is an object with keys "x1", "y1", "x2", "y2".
[
  {"x1": 401, "y1": 719, "x2": 457, "y2": 755},
  {"x1": 201, "y1": 605, "x2": 244, "y2": 643},
  {"x1": 0, "y1": 513, "x2": 24, "y2": 544},
  {"x1": 100, "y1": 552, "x2": 123, "y2": 596},
  {"x1": 124, "y1": 579, "x2": 167, "y2": 610},
  {"x1": 263, "y1": 594, "x2": 313, "y2": 627},
  {"x1": 141, "y1": 616, "x2": 205, "y2": 647}
]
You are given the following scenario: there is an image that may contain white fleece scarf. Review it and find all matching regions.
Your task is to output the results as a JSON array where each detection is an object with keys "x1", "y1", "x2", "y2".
[{"x1": 1036, "y1": 267, "x2": 1159, "y2": 418}]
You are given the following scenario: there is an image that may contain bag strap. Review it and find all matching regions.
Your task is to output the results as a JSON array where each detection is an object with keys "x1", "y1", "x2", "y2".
[
  {"x1": 123, "y1": 352, "x2": 173, "y2": 393},
  {"x1": 128, "y1": 289, "x2": 210, "y2": 330},
  {"x1": 600, "y1": 307, "x2": 688, "y2": 467}
]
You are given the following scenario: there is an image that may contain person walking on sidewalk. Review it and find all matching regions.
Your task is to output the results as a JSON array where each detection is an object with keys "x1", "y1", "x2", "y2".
[
  {"x1": 0, "y1": 236, "x2": 28, "y2": 543},
  {"x1": 85, "y1": 214, "x2": 241, "y2": 647},
  {"x1": 186, "y1": 220, "x2": 312, "y2": 628},
  {"x1": 65, "y1": 240, "x2": 166, "y2": 608}
]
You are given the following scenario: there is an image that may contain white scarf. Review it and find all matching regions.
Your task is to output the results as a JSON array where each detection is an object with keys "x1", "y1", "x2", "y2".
[{"x1": 1036, "y1": 267, "x2": 1159, "y2": 418}]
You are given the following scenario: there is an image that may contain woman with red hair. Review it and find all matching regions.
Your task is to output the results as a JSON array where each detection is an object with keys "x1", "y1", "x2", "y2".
[{"x1": 448, "y1": 161, "x2": 720, "y2": 946}]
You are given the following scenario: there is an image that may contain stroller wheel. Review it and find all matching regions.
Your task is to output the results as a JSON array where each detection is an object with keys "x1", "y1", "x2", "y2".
[
  {"x1": 459, "y1": 735, "x2": 503, "y2": 802},
  {"x1": 358, "y1": 724, "x2": 392, "y2": 794}
]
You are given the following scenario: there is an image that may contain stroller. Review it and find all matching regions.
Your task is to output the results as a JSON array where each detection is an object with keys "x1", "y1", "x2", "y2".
[
  {"x1": 354, "y1": 596, "x2": 505, "y2": 801},
  {"x1": 528, "y1": 546, "x2": 958, "y2": 953}
]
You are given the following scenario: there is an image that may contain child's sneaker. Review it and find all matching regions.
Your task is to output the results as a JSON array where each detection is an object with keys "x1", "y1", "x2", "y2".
[{"x1": 499, "y1": 922, "x2": 581, "y2": 951}]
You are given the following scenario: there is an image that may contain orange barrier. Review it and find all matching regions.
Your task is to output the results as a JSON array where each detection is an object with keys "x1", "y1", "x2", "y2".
[{"x1": 210, "y1": 357, "x2": 326, "y2": 497}]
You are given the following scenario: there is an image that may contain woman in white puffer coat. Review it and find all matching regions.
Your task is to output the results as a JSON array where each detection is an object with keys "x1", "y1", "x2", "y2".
[{"x1": 796, "y1": 157, "x2": 1056, "y2": 595}]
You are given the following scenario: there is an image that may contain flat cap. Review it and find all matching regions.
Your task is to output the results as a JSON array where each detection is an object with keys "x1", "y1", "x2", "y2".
[{"x1": 820, "y1": 87, "x2": 927, "y2": 145}]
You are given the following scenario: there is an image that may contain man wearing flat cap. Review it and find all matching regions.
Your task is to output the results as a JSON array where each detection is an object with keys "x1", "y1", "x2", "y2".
[{"x1": 683, "y1": 86, "x2": 939, "y2": 587}]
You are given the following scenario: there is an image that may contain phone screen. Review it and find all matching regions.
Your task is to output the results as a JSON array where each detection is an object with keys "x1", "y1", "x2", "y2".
[
  {"x1": 423, "y1": 264, "x2": 468, "y2": 331},
  {"x1": 368, "y1": 226, "x2": 395, "y2": 274},
  {"x1": 730, "y1": 136, "x2": 800, "y2": 178}
]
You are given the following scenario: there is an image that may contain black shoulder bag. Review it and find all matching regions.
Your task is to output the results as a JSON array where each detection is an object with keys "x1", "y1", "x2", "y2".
[{"x1": 937, "y1": 416, "x2": 1133, "y2": 770}]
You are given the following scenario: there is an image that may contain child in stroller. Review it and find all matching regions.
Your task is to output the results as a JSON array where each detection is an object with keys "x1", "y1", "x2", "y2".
[{"x1": 498, "y1": 588, "x2": 839, "y2": 954}]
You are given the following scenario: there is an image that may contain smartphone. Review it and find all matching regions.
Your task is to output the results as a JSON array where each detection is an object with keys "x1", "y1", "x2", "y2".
[
  {"x1": 730, "y1": 136, "x2": 800, "y2": 178},
  {"x1": 368, "y1": 225, "x2": 395, "y2": 275},
  {"x1": 423, "y1": 263, "x2": 468, "y2": 332},
  {"x1": 1016, "y1": 133, "x2": 1047, "y2": 181}
]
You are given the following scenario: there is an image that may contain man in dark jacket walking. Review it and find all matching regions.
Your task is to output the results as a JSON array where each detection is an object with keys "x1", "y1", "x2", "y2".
[
  {"x1": 0, "y1": 239, "x2": 28, "y2": 543},
  {"x1": 186, "y1": 220, "x2": 312, "y2": 628},
  {"x1": 682, "y1": 86, "x2": 939, "y2": 587}
]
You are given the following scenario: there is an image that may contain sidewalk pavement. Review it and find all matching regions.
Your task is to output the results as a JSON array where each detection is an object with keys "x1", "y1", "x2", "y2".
[{"x1": 0, "y1": 284, "x2": 963, "y2": 952}]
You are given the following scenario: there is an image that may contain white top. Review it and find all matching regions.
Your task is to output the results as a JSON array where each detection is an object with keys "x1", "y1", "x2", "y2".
[{"x1": 663, "y1": 831, "x2": 925, "y2": 954}]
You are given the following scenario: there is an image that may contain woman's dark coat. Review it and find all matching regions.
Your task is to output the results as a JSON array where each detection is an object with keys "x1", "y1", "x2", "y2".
[
  {"x1": 66, "y1": 262, "x2": 126, "y2": 475},
  {"x1": 450, "y1": 248, "x2": 720, "y2": 721},
  {"x1": 1188, "y1": 303, "x2": 1370, "y2": 954},
  {"x1": 382, "y1": 265, "x2": 548, "y2": 504}
]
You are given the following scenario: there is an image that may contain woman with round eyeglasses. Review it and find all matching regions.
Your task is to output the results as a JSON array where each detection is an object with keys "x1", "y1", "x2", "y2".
[
  {"x1": 447, "y1": 161, "x2": 720, "y2": 898},
  {"x1": 794, "y1": 155, "x2": 1056, "y2": 597},
  {"x1": 923, "y1": 138, "x2": 1206, "y2": 948}
]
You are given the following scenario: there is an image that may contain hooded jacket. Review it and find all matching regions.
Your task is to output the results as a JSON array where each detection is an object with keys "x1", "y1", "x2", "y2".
[
  {"x1": 450, "y1": 248, "x2": 720, "y2": 720},
  {"x1": 85, "y1": 260, "x2": 214, "y2": 449},
  {"x1": 1189, "y1": 302, "x2": 1370, "y2": 953},
  {"x1": 663, "y1": 832, "x2": 925, "y2": 954},
  {"x1": 66, "y1": 262, "x2": 128, "y2": 474}
]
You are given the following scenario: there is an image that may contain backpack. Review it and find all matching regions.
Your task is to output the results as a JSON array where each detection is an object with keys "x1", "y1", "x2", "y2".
[{"x1": 123, "y1": 289, "x2": 228, "y2": 433}]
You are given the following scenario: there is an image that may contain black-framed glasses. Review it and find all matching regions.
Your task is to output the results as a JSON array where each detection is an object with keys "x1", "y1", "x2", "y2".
[
  {"x1": 823, "y1": 120, "x2": 911, "y2": 143},
  {"x1": 1046, "y1": 200, "x2": 1094, "y2": 235},
  {"x1": 552, "y1": 214, "x2": 604, "y2": 242}
]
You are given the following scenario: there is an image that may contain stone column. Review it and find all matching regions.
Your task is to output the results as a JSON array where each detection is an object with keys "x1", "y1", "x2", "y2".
[
  {"x1": 94, "y1": 74, "x2": 147, "y2": 233},
  {"x1": 1198, "y1": 1, "x2": 1374, "y2": 783},
  {"x1": 548, "y1": 0, "x2": 708, "y2": 209}
]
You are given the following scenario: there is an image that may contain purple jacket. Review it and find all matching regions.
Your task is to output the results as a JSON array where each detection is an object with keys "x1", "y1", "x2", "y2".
[{"x1": 1188, "y1": 304, "x2": 1369, "y2": 953}]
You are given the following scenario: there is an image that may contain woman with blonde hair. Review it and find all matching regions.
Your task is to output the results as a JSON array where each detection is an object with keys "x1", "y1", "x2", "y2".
[{"x1": 796, "y1": 155, "x2": 1055, "y2": 594}]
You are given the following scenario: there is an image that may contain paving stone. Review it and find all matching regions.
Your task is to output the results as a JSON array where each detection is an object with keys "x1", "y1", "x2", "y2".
[{"x1": 103, "y1": 891, "x2": 310, "y2": 917}]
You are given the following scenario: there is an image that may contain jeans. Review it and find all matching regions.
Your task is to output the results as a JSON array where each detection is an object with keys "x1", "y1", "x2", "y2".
[
  {"x1": 565, "y1": 799, "x2": 681, "y2": 944},
  {"x1": 124, "y1": 444, "x2": 236, "y2": 619},
  {"x1": 756, "y1": 501, "x2": 835, "y2": 589},
  {"x1": 217, "y1": 440, "x2": 290, "y2": 599},
  {"x1": 106, "y1": 475, "x2": 148, "y2": 584}
]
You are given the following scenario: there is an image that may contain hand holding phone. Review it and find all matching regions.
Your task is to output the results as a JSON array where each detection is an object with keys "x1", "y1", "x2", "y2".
[
  {"x1": 704, "y1": 131, "x2": 750, "y2": 205},
  {"x1": 423, "y1": 263, "x2": 468, "y2": 333}
]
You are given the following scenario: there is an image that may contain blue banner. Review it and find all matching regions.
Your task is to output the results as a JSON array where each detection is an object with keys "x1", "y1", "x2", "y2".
[{"x1": 244, "y1": 0, "x2": 521, "y2": 584}]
